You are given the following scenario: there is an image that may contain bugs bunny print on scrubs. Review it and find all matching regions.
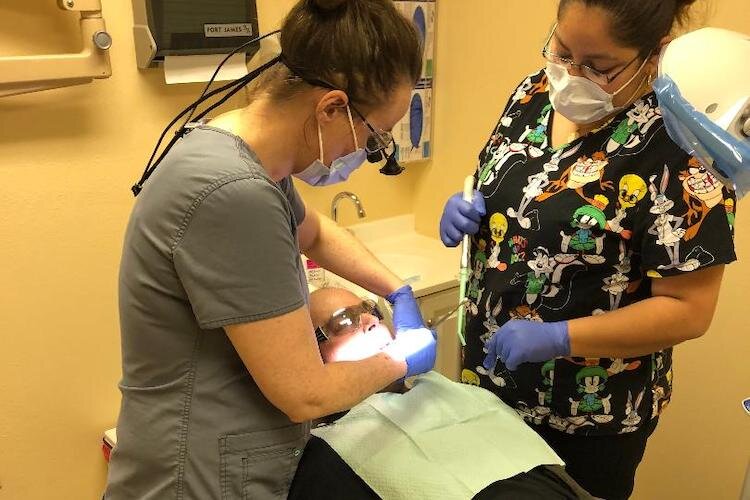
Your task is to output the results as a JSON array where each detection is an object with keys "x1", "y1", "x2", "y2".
[
  {"x1": 620, "y1": 389, "x2": 645, "y2": 434},
  {"x1": 605, "y1": 98, "x2": 662, "y2": 155},
  {"x1": 647, "y1": 165, "x2": 705, "y2": 272},
  {"x1": 477, "y1": 361, "x2": 518, "y2": 389},
  {"x1": 593, "y1": 241, "x2": 637, "y2": 315},
  {"x1": 478, "y1": 137, "x2": 528, "y2": 189},
  {"x1": 480, "y1": 292, "x2": 503, "y2": 344},
  {"x1": 508, "y1": 143, "x2": 582, "y2": 230}
]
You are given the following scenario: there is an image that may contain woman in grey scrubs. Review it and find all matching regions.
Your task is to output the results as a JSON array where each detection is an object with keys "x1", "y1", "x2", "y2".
[{"x1": 105, "y1": 1, "x2": 431, "y2": 498}]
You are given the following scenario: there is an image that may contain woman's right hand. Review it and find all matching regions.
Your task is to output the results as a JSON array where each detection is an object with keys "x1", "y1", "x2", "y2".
[{"x1": 439, "y1": 191, "x2": 486, "y2": 247}]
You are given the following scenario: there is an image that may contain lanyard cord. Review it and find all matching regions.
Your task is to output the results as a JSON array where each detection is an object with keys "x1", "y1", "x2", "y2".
[{"x1": 132, "y1": 31, "x2": 281, "y2": 196}]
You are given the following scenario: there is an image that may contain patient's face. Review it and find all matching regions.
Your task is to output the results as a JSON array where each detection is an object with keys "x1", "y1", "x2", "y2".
[{"x1": 310, "y1": 288, "x2": 395, "y2": 363}]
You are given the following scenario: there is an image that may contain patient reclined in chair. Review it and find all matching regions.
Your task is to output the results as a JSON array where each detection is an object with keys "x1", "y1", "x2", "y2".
[{"x1": 288, "y1": 287, "x2": 592, "y2": 500}]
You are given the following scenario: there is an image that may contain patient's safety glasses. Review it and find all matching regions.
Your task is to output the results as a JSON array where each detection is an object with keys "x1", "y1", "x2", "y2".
[{"x1": 315, "y1": 300, "x2": 384, "y2": 343}]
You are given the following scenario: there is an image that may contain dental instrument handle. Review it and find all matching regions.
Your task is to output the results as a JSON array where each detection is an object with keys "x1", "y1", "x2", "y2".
[
  {"x1": 456, "y1": 175, "x2": 475, "y2": 347},
  {"x1": 462, "y1": 176, "x2": 475, "y2": 200},
  {"x1": 428, "y1": 298, "x2": 470, "y2": 329}
]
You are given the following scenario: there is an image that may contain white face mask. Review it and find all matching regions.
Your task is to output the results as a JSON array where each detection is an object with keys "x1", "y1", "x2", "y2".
[
  {"x1": 546, "y1": 58, "x2": 650, "y2": 125},
  {"x1": 294, "y1": 106, "x2": 367, "y2": 186}
]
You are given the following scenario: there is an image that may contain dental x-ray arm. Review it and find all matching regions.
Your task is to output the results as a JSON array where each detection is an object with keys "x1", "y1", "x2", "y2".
[
  {"x1": 0, "y1": 0, "x2": 112, "y2": 98},
  {"x1": 654, "y1": 27, "x2": 750, "y2": 197},
  {"x1": 654, "y1": 76, "x2": 750, "y2": 197}
]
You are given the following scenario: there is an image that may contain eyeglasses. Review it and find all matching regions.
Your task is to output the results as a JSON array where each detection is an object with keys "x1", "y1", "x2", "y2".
[
  {"x1": 279, "y1": 65, "x2": 395, "y2": 154},
  {"x1": 541, "y1": 24, "x2": 642, "y2": 86},
  {"x1": 315, "y1": 300, "x2": 384, "y2": 343},
  {"x1": 349, "y1": 105, "x2": 396, "y2": 155}
]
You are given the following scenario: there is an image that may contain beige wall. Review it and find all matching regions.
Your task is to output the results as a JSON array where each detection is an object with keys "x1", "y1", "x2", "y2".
[
  {"x1": 416, "y1": 1, "x2": 750, "y2": 499},
  {"x1": 0, "y1": 1, "x2": 420, "y2": 499},
  {"x1": 0, "y1": 0, "x2": 747, "y2": 499}
]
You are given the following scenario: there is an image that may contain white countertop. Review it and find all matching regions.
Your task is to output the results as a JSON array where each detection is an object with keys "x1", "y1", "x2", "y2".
[{"x1": 323, "y1": 215, "x2": 461, "y2": 299}]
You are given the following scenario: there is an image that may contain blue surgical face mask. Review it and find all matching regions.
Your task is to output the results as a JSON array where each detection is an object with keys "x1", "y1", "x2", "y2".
[{"x1": 294, "y1": 106, "x2": 367, "y2": 186}]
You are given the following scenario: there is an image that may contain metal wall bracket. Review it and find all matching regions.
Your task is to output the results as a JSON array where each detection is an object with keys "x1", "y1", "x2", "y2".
[{"x1": 0, "y1": 1, "x2": 112, "y2": 97}]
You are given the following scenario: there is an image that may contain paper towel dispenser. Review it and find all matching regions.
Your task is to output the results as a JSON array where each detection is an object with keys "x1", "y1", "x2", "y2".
[{"x1": 132, "y1": 0, "x2": 260, "y2": 69}]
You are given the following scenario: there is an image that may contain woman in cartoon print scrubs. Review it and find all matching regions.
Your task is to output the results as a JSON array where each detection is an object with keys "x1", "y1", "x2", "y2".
[{"x1": 438, "y1": 1, "x2": 737, "y2": 498}]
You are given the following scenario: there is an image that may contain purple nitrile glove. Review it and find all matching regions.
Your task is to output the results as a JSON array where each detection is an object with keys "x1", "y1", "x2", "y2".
[
  {"x1": 383, "y1": 328, "x2": 437, "y2": 378},
  {"x1": 386, "y1": 285, "x2": 425, "y2": 333},
  {"x1": 439, "y1": 191, "x2": 486, "y2": 247},
  {"x1": 483, "y1": 320, "x2": 570, "y2": 371}
]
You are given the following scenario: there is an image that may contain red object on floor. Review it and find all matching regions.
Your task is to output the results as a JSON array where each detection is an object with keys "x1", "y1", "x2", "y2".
[{"x1": 102, "y1": 441, "x2": 112, "y2": 462}]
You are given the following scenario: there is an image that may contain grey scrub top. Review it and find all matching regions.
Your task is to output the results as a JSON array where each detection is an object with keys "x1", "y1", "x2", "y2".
[{"x1": 105, "y1": 127, "x2": 311, "y2": 500}]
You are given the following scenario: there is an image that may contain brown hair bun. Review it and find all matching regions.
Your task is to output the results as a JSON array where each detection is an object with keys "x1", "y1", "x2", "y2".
[{"x1": 312, "y1": 0, "x2": 348, "y2": 12}]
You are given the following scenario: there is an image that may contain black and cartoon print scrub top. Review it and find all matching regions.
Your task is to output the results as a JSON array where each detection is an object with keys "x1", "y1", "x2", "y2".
[{"x1": 461, "y1": 69, "x2": 737, "y2": 436}]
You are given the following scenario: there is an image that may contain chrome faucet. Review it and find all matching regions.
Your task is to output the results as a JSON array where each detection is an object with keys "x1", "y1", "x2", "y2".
[{"x1": 331, "y1": 191, "x2": 367, "y2": 223}]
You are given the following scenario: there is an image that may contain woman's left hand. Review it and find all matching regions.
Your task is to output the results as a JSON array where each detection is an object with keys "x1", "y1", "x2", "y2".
[
  {"x1": 383, "y1": 327, "x2": 437, "y2": 377},
  {"x1": 483, "y1": 320, "x2": 571, "y2": 371}
]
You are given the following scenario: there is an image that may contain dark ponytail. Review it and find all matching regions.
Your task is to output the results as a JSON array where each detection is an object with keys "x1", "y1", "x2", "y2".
[
  {"x1": 558, "y1": 0, "x2": 698, "y2": 56},
  {"x1": 250, "y1": 0, "x2": 422, "y2": 110}
]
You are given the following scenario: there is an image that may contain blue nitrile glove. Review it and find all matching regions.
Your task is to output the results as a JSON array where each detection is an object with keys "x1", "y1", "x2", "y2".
[
  {"x1": 383, "y1": 328, "x2": 437, "y2": 377},
  {"x1": 386, "y1": 285, "x2": 425, "y2": 333},
  {"x1": 483, "y1": 320, "x2": 570, "y2": 371},
  {"x1": 439, "y1": 190, "x2": 486, "y2": 247}
]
